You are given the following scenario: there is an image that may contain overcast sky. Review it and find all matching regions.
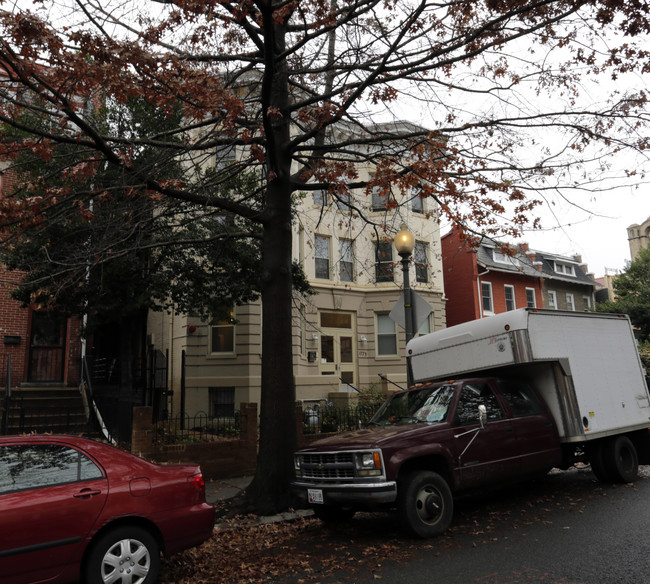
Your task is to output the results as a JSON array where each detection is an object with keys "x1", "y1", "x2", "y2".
[{"x1": 517, "y1": 188, "x2": 647, "y2": 277}]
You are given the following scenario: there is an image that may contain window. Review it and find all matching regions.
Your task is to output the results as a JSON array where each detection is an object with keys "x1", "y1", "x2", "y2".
[
  {"x1": 554, "y1": 261, "x2": 575, "y2": 276},
  {"x1": 313, "y1": 189, "x2": 327, "y2": 206},
  {"x1": 418, "y1": 315, "x2": 431, "y2": 337},
  {"x1": 315, "y1": 235, "x2": 330, "y2": 279},
  {"x1": 583, "y1": 295, "x2": 592, "y2": 310},
  {"x1": 0, "y1": 444, "x2": 103, "y2": 494},
  {"x1": 547, "y1": 290, "x2": 557, "y2": 310},
  {"x1": 211, "y1": 308, "x2": 235, "y2": 353},
  {"x1": 414, "y1": 241, "x2": 429, "y2": 283},
  {"x1": 481, "y1": 282, "x2": 494, "y2": 314},
  {"x1": 493, "y1": 250, "x2": 521, "y2": 267},
  {"x1": 376, "y1": 314, "x2": 397, "y2": 355},
  {"x1": 336, "y1": 190, "x2": 351, "y2": 211},
  {"x1": 504, "y1": 285, "x2": 516, "y2": 311},
  {"x1": 411, "y1": 187, "x2": 424, "y2": 213},
  {"x1": 526, "y1": 288, "x2": 537, "y2": 308},
  {"x1": 456, "y1": 383, "x2": 503, "y2": 425},
  {"x1": 375, "y1": 241, "x2": 394, "y2": 282},
  {"x1": 214, "y1": 144, "x2": 236, "y2": 173},
  {"x1": 371, "y1": 186, "x2": 394, "y2": 211},
  {"x1": 209, "y1": 387, "x2": 235, "y2": 418},
  {"x1": 339, "y1": 239, "x2": 354, "y2": 282},
  {"x1": 498, "y1": 380, "x2": 544, "y2": 417},
  {"x1": 566, "y1": 293, "x2": 575, "y2": 311}
]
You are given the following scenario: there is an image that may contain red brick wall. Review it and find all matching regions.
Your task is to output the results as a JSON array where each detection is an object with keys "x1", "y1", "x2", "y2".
[
  {"x1": 441, "y1": 230, "x2": 481, "y2": 327},
  {"x1": 0, "y1": 268, "x2": 30, "y2": 384}
]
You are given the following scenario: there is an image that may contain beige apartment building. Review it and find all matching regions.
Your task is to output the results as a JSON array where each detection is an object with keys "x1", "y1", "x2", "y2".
[{"x1": 148, "y1": 176, "x2": 446, "y2": 420}]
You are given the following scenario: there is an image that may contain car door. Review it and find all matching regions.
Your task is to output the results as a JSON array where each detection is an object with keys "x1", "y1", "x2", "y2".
[
  {"x1": 452, "y1": 381, "x2": 521, "y2": 489},
  {"x1": 496, "y1": 379, "x2": 563, "y2": 474},
  {"x1": 0, "y1": 442, "x2": 108, "y2": 584}
]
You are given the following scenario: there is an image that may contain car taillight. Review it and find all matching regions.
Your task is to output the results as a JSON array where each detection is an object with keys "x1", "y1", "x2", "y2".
[{"x1": 189, "y1": 473, "x2": 206, "y2": 493}]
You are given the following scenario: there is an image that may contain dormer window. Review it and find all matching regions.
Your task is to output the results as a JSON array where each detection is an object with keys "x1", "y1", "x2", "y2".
[
  {"x1": 493, "y1": 250, "x2": 520, "y2": 267},
  {"x1": 554, "y1": 261, "x2": 575, "y2": 276}
]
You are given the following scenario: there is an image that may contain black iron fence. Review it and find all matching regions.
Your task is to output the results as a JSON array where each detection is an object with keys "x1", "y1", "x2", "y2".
[
  {"x1": 302, "y1": 402, "x2": 381, "y2": 434},
  {"x1": 153, "y1": 410, "x2": 241, "y2": 445}
]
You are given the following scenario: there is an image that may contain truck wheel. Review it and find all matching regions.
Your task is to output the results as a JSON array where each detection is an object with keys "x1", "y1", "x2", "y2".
[
  {"x1": 604, "y1": 436, "x2": 638, "y2": 483},
  {"x1": 313, "y1": 505, "x2": 356, "y2": 523},
  {"x1": 588, "y1": 441, "x2": 615, "y2": 483},
  {"x1": 398, "y1": 471, "x2": 453, "y2": 538}
]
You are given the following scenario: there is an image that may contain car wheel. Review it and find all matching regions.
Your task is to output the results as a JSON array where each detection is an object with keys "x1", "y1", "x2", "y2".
[
  {"x1": 312, "y1": 505, "x2": 356, "y2": 523},
  {"x1": 85, "y1": 526, "x2": 160, "y2": 584},
  {"x1": 398, "y1": 470, "x2": 453, "y2": 538},
  {"x1": 604, "y1": 435, "x2": 638, "y2": 483}
]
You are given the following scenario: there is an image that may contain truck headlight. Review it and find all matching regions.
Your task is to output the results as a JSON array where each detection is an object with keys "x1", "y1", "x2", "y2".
[
  {"x1": 294, "y1": 455, "x2": 301, "y2": 472},
  {"x1": 356, "y1": 451, "x2": 383, "y2": 477}
]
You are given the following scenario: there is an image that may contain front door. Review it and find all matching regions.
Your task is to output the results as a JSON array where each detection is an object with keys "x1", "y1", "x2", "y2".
[
  {"x1": 28, "y1": 312, "x2": 67, "y2": 382},
  {"x1": 319, "y1": 312, "x2": 357, "y2": 389}
]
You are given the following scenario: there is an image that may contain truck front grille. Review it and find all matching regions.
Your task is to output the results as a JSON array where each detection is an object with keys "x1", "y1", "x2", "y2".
[{"x1": 299, "y1": 451, "x2": 355, "y2": 481}]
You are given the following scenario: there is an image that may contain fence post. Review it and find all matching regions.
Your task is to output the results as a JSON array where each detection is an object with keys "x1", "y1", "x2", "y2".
[
  {"x1": 296, "y1": 402, "x2": 305, "y2": 448},
  {"x1": 131, "y1": 406, "x2": 154, "y2": 457}
]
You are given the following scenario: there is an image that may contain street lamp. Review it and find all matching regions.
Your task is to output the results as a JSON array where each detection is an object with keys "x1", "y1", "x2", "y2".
[{"x1": 394, "y1": 224, "x2": 416, "y2": 345}]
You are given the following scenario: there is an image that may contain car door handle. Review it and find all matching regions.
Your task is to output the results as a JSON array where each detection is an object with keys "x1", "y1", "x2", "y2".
[{"x1": 73, "y1": 488, "x2": 102, "y2": 499}]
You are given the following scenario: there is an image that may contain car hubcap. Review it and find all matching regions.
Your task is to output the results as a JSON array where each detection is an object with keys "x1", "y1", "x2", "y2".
[
  {"x1": 101, "y1": 538, "x2": 151, "y2": 584},
  {"x1": 415, "y1": 486, "x2": 443, "y2": 524}
]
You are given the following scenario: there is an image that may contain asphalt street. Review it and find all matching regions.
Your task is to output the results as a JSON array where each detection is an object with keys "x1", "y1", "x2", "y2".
[{"x1": 307, "y1": 466, "x2": 650, "y2": 584}]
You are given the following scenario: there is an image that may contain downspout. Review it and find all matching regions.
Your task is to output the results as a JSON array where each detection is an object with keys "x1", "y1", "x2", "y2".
[{"x1": 477, "y1": 266, "x2": 490, "y2": 318}]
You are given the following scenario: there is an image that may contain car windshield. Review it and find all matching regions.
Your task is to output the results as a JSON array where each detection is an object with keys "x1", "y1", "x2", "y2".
[{"x1": 369, "y1": 385, "x2": 456, "y2": 425}]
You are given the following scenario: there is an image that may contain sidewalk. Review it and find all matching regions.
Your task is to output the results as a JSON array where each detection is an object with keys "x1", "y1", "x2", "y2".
[
  {"x1": 206, "y1": 476, "x2": 253, "y2": 503},
  {"x1": 206, "y1": 476, "x2": 313, "y2": 528}
]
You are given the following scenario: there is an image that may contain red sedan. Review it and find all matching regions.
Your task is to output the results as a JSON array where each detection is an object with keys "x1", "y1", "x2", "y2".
[{"x1": 0, "y1": 434, "x2": 215, "y2": 584}]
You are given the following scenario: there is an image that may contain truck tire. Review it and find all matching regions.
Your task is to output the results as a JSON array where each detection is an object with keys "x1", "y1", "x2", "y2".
[
  {"x1": 398, "y1": 471, "x2": 453, "y2": 538},
  {"x1": 603, "y1": 435, "x2": 638, "y2": 483},
  {"x1": 313, "y1": 505, "x2": 355, "y2": 523}
]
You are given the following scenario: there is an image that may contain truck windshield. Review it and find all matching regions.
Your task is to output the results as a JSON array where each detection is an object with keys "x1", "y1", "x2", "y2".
[{"x1": 369, "y1": 385, "x2": 455, "y2": 425}]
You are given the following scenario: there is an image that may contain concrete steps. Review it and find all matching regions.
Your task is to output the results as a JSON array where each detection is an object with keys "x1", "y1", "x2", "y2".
[{"x1": 1, "y1": 385, "x2": 89, "y2": 435}]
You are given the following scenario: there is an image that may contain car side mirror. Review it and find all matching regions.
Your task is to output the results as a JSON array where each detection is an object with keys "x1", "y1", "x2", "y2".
[{"x1": 478, "y1": 405, "x2": 487, "y2": 429}]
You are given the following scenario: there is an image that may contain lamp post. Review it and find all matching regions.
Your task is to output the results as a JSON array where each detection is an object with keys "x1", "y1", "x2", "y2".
[{"x1": 394, "y1": 224, "x2": 416, "y2": 345}]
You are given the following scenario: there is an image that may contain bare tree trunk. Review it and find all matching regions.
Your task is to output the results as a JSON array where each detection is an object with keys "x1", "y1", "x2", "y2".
[{"x1": 246, "y1": 8, "x2": 298, "y2": 514}]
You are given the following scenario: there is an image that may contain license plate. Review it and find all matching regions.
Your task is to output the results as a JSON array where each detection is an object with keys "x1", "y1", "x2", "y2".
[{"x1": 308, "y1": 488, "x2": 324, "y2": 504}]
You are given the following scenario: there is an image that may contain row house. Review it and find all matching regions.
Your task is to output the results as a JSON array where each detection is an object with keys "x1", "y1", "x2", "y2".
[
  {"x1": 442, "y1": 227, "x2": 597, "y2": 328},
  {"x1": 149, "y1": 157, "x2": 447, "y2": 419},
  {"x1": 0, "y1": 169, "x2": 83, "y2": 390}
]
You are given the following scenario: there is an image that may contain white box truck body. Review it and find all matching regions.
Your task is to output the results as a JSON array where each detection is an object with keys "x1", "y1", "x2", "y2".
[{"x1": 407, "y1": 308, "x2": 650, "y2": 443}]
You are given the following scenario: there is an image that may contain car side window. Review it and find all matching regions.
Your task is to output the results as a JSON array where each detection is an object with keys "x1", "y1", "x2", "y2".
[
  {"x1": 0, "y1": 444, "x2": 103, "y2": 495},
  {"x1": 455, "y1": 383, "x2": 503, "y2": 425},
  {"x1": 498, "y1": 380, "x2": 544, "y2": 417}
]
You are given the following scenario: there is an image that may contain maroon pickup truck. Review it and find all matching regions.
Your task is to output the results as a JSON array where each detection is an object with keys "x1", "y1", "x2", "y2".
[{"x1": 292, "y1": 377, "x2": 563, "y2": 537}]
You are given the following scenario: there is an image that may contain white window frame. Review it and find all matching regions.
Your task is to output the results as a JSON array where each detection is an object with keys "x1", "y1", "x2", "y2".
[
  {"x1": 375, "y1": 241, "x2": 394, "y2": 283},
  {"x1": 376, "y1": 313, "x2": 398, "y2": 356},
  {"x1": 554, "y1": 261, "x2": 576, "y2": 276},
  {"x1": 411, "y1": 187, "x2": 424, "y2": 213},
  {"x1": 582, "y1": 295, "x2": 592, "y2": 310},
  {"x1": 481, "y1": 281, "x2": 494, "y2": 315},
  {"x1": 314, "y1": 235, "x2": 330, "y2": 279},
  {"x1": 313, "y1": 189, "x2": 327, "y2": 206},
  {"x1": 339, "y1": 239, "x2": 354, "y2": 283},
  {"x1": 210, "y1": 308, "x2": 236, "y2": 355},
  {"x1": 414, "y1": 241, "x2": 429, "y2": 283},
  {"x1": 547, "y1": 290, "x2": 557, "y2": 310},
  {"x1": 493, "y1": 250, "x2": 521, "y2": 267},
  {"x1": 504, "y1": 285, "x2": 516, "y2": 311},
  {"x1": 525, "y1": 288, "x2": 537, "y2": 308},
  {"x1": 566, "y1": 293, "x2": 575, "y2": 311}
]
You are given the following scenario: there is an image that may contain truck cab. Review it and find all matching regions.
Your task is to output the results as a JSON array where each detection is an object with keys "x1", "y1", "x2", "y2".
[{"x1": 292, "y1": 377, "x2": 562, "y2": 537}]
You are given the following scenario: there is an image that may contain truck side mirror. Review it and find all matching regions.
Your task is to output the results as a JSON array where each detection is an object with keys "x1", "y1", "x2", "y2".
[{"x1": 478, "y1": 405, "x2": 487, "y2": 429}]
